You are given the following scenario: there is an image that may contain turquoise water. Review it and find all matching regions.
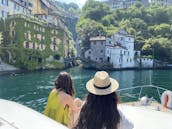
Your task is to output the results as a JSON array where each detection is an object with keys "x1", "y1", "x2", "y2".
[{"x1": 0, "y1": 67, "x2": 172, "y2": 112}]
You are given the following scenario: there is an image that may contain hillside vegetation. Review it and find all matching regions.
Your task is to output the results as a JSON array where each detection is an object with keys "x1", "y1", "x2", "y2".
[{"x1": 77, "y1": 0, "x2": 172, "y2": 63}]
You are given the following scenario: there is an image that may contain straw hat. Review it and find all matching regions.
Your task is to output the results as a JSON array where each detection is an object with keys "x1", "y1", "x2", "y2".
[{"x1": 86, "y1": 71, "x2": 119, "y2": 95}]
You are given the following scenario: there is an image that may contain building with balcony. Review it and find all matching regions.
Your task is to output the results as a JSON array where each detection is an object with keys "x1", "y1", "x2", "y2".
[
  {"x1": 0, "y1": 14, "x2": 69, "y2": 69},
  {"x1": 0, "y1": 0, "x2": 32, "y2": 19}
]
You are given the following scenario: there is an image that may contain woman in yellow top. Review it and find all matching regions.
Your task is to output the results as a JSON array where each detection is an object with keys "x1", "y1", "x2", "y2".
[{"x1": 44, "y1": 71, "x2": 80, "y2": 127}]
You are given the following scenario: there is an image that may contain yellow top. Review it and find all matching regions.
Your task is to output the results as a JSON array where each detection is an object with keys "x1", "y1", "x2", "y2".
[{"x1": 44, "y1": 90, "x2": 69, "y2": 126}]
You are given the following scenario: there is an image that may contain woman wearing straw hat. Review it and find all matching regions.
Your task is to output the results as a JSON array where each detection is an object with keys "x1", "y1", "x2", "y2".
[{"x1": 73, "y1": 71, "x2": 133, "y2": 129}]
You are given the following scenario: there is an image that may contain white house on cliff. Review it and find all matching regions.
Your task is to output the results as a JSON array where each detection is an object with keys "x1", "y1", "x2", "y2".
[
  {"x1": 85, "y1": 30, "x2": 153, "y2": 69},
  {"x1": 106, "y1": 30, "x2": 138, "y2": 68}
]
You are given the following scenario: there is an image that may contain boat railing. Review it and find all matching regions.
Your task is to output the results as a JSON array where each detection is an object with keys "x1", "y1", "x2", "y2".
[{"x1": 117, "y1": 85, "x2": 169, "y2": 102}]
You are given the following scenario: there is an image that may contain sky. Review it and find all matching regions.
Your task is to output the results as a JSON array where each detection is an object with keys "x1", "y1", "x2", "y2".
[{"x1": 56, "y1": 0, "x2": 88, "y2": 7}]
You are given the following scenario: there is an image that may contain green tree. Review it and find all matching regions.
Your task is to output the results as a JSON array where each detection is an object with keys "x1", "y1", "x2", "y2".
[
  {"x1": 143, "y1": 38, "x2": 172, "y2": 62},
  {"x1": 76, "y1": 18, "x2": 106, "y2": 55},
  {"x1": 82, "y1": 0, "x2": 111, "y2": 21}
]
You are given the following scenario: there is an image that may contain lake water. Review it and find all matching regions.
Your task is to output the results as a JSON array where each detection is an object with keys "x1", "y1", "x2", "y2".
[{"x1": 0, "y1": 67, "x2": 172, "y2": 112}]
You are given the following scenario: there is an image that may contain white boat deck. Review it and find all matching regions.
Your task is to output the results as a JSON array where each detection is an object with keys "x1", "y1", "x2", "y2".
[
  {"x1": 0, "y1": 99, "x2": 68, "y2": 129},
  {"x1": 1, "y1": 99, "x2": 172, "y2": 129},
  {"x1": 119, "y1": 103, "x2": 172, "y2": 129}
]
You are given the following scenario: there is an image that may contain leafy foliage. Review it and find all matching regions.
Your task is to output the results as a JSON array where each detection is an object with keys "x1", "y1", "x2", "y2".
[
  {"x1": 77, "y1": 0, "x2": 172, "y2": 63},
  {"x1": 0, "y1": 17, "x2": 71, "y2": 70}
]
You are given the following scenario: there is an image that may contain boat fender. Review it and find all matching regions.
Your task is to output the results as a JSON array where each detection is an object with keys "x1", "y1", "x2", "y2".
[
  {"x1": 161, "y1": 90, "x2": 172, "y2": 109},
  {"x1": 140, "y1": 96, "x2": 148, "y2": 105}
]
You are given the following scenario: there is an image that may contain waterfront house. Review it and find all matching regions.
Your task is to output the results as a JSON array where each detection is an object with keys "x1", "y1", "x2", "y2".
[
  {"x1": 85, "y1": 36, "x2": 106, "y2": 63},
  {"x1": 105, "y1": 30, "x2": 137, "y2": 68},
  {"x1": 85, "y1": 30, "x2": 153, "y2": 69},
  {"x1": 106, "y1": 30, "x2": 154, "y2": 69}
]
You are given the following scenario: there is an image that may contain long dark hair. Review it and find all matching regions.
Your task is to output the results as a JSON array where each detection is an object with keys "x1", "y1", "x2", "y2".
[
  {"x1": 74, "y1": 92, "x2": 120, "y2": 129},
  {"x1": 54, "y1": 71, "x2": 75, "y2": 96}
]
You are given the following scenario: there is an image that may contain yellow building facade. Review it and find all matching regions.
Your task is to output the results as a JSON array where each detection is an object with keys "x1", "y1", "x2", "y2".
[{"x1": 29, "y1": 0, "x2": 49, "y2": 14}]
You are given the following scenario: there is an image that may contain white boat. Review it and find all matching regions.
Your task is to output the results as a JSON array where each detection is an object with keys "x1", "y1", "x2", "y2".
[
  {"x1": 118, "y1": 85, "x2": 172, "y2": 129},
  {"x1": 0, "y1": 85, "x2": 172, "y2": 129}
]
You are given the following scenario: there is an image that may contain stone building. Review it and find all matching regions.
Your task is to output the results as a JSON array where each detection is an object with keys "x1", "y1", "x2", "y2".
[
  {"x1": 85, "y1": 30, "x2": 153, "y2": 69},
  {"x1": 85, "y1": 36, "x2": 106, "y2": 63}
]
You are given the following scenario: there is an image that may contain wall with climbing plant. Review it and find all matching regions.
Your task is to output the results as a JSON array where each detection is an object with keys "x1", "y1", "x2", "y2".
[{"x1": 0, "y1": 15, "x2": 74, "y2": 70}]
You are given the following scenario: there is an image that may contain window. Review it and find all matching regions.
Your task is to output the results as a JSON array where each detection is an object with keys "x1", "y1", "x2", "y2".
[
  {"x1": 14, "y1": 4, "x2": 20, "y2": 11},
  {"x1": 41, "y1": 44, "x2": 43, "y2": 49},
  {"x1": 26, "y1": 42, "x2": 29, "y2": 48},
  {"x1": 120, "y1": 50, "x2": 122, "y2": 54},
  {"x1": 2, "y1": 0, "x2": 8, "y2": 6},
  {"x1": 24, "y1": 2, "x2": 27, "y2": 7},
  {"x1": 53, "y1": 38, "x2": 56, "y2": 44},
  {"x1": 53, "y1": 45, "x2": 56, "y2": 51},
  {"x1": 28, "y1": 56, "x2": 32, "y2": 61},
  {"x1": 14, "y1": 4, "x2": 17, "y2": 10},
  {"x1": 11, "y1": 21, "x2": 15, "y2": 27},
  {"x1": 94, "y1": 42, "x2": 96, "y2": 45},
  {"x1": 18, "y1": 5, "x2": 20, "y2": 11},
  {"x1": 28, "y1": 2, "x2": 33, "y2": 7},
  {"x1": 100, "y1": 50, "x2": 103, "y2": 53},
  {"x1": 89, "y1": 51, "x2": 91, "y2": 54},
  {"x1": 12, "y1": 30, "x2": 15, "y2": 37},
  {"x1": 33, "y1": 42, "x2": 35, "y2": 49},
  {"x1": 1, "y1": 10, "x2": 8, "y2": 18}
]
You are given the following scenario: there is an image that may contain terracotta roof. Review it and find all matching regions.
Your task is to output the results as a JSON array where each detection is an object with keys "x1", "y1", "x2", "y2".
[{"x1": 90, "y1": 36, "x2": 106, "y2": 41}]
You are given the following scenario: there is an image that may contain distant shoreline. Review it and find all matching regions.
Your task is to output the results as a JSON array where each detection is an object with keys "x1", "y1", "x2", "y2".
[{"x1": 1, "y1": 66, "x2": 172, "y2": 76}]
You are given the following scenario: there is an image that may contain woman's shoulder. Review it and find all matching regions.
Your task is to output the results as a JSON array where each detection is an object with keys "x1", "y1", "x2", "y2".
[
  {"x1": 60, "y1": 91, "x2": 72, "y2": 100},
  {"x1": 48, "y1": 89, "x2": 59, "y2": 98}
]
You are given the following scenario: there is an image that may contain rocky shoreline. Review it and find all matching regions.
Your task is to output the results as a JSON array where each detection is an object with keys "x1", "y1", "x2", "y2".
[{"x1": 0, "y1": 62, "x2": 20, "y2": 74}]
